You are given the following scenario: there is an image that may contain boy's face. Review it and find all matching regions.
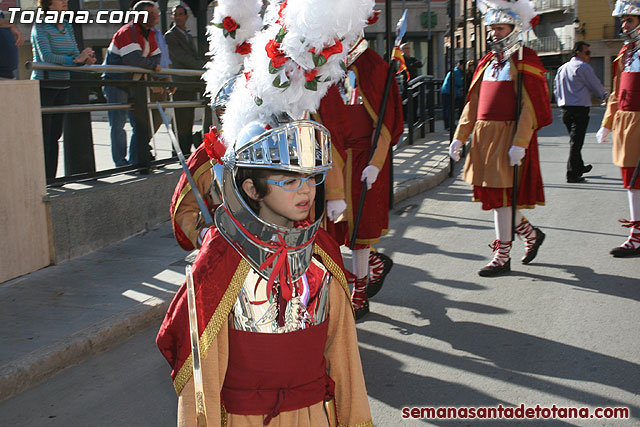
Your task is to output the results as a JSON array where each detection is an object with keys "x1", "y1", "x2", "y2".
[
  {"x1": 244, "y1": 173, "x2": 317, "y2": 227},
  {"x1": 489, "y1": 24, "x2": 513, "y2": 42}
]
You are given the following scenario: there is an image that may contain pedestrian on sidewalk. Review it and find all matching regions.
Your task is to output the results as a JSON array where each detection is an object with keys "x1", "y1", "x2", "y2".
[
  {"x1": 448, "y1": 0, "x2": 552, "y2": 277},
  {"x1": 102, "y1": 1, "x2": 161, "y2": 170},
  {"x1": 165, "y1": 4, "x2": 206, "y2": 156},
  {"x1": 157, "y1": 2, "x2": 373, "y2": 425},
  {"x1": 554, "y1": 41, "x2": 607, "y2": 183},
  {"x1": 320, "y1": 21, "x2": 404, "y2": 320},
  {"x1": 597, "y1": 0, "x2": 640, "y2": 258},
  {"x1": 30, "y1": 0, "x2": 96, "y2": 180},
  {"x1": 441, "y1": 59, "x2": 464, "y2": 130}
]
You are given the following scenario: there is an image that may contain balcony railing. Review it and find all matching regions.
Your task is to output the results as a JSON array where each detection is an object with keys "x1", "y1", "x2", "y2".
[
  {"x1": 525, "y1": 35, "x2": 574, "y2": 53},
  {"x1": 534, "y1": 0, "x2": 576, "y2": 12}
]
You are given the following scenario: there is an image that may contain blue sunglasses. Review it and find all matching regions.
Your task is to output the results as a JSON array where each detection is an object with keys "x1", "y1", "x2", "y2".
[{"x1": 266, "y1": 172, "x2": 327, "y2": 191}]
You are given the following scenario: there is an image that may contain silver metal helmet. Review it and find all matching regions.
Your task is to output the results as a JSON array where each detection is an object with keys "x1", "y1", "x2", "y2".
[
  {"x1": 613, "y1": 0, "x2": 640, "y2": 16},
  {"x1": 212, "y1": 74, "x2": 239, "y2": 130},
  {"x1": 484, "y1": 7, "x2": 521, "y2": 57},
  {"x1": 613, "y1": 1, "x2": 640, "y2": 43},
  {"x1": 214, "y1": 119, "x2": 332, "y2": 285}
]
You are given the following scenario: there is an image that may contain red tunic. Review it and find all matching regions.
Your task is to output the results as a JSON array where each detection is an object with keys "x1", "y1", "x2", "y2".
[
  {"x1": 457, "y1": 48, "x2": 552, "y2": 210},
  {"x1": 321, "y1": 48, "x2": 404, "y2": 248},
  {"x1": 603, "y1": 45, "x2": 640, "y2": 189}
]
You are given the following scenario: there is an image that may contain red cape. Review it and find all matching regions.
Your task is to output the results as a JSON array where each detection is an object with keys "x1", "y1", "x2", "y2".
[
  {"x1": 156, "y1": 227, "x2": 351, "y2": 394},
  {"x1": 470, "y1": 47, "x2": 552, "y2": 131},
  {"x1": 170, "y1": 144, "x2": 215, "y2": 251},
  {"x1": 351, "y1": 48, "x2": 405, "y2": 147}
]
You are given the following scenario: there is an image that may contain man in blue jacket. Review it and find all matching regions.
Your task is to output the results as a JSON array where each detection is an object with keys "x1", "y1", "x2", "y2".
[{"x1": 441, "y1": 60, "x2": 464, "y2": 130}]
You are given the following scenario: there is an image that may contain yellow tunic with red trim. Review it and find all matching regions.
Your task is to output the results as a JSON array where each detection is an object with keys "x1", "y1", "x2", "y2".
[
  {"x1": 156, "y1": 228, "x2": 372, "y2": 427},
  {"x1": 602, "y1": 44, "x2": 640, "y2": 188},
  {"x1": 454, "y1": 48, "x2": 552, "y2": 210},
  {"x1": 170, "y1": 144, "x2": 217, "y2": 250}
]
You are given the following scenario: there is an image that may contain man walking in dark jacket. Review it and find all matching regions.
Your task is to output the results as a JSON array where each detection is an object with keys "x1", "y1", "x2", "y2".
[{"x1": 164, "y1": 5, "x2": 206, "y2": 156}]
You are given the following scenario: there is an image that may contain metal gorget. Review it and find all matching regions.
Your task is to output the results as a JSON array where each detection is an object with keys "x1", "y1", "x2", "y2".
[{"x1": 231, "y1": 262, "x2": 330, "y2": 333}]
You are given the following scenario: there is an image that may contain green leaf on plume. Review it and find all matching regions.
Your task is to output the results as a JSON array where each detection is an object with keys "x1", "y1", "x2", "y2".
[
  {"x1": 273, "y1": 75, "x2": 290, "y2": 88},
  {"x1": 212, "y1": 22, "x2": 223, "y2": 29},
  {"x1": 305, "y1": 79, "x2": 318, "y2": 91},
  {"x1": 340, "y1": 60, "x2": 347, "y2": 72},
  {"x1": 230, "y1": 30, "x2": 236, "y2": 39},
  {"x1": 222, "y1": 29, "x2": 229, "y2": 37},
  {"x1": 312, "y1": 53, "x2": 327, "y2": 67},
  {"x1": 323, "y1": 76, "x2": 331, "y2": 82},
  {"x1": 269, "y1": 61, "x2": 281, "y2": 74},
  {"x1": 254, "y1": 97, "x2": 263, "y2": 106},
  {"x1": 275, "y1": 28, "x2": 287, "y2": 44}
]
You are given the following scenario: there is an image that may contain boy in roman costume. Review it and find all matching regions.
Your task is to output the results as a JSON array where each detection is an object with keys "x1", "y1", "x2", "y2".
[
  {"x1": 448, "y1": 0, "x2": 552, "y2": 276},
  {"x1": 596, "y1": 0, "x2": 640, "y2": 257},
  {"x1": 157, "y1": 1, "x2": 375, "y2": 425}
]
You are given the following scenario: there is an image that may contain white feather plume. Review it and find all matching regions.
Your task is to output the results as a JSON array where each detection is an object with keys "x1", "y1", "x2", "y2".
[
  {"x1": 202, "y1": 0, "x2": 263, "y2": 102},
  {"x1": 478, "y1": 0, "x2": 537, "y2": 31},
  {"x1": 222, "y1": 0, "x2": 374, "y2": 148}
]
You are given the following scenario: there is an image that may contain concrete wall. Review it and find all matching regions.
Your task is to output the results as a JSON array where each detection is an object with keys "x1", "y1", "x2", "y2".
[
  {"x1": 46, "y1": 165, "x2": 181, "y2": 264},
  {"x1": 0, "y1": 80, "x2": 51, "y2": 282}
]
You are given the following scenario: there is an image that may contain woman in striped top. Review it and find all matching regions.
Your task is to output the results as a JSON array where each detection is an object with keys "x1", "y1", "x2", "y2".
[{"x1": 30, "y1": 0, "x2": 95, "y2": 180}]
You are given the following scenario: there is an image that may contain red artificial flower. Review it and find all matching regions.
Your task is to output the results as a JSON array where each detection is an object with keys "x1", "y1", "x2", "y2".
[
  {"x1": 222, "y1": 16, "x2": 238, "y2": 33},
  {"x1": 244, "y1": 70, "x2": 252, "y2": 82},
  {"x1": 304, "y1": 69, "x2": 318, "y2": 81},
  {"x1": 235, "y1": 42, "x2": 252, "y2": 55},
  {"x1": 530, "y1": 15, "x2": 540, "y2": 29},
  {"x1": 318, "y1": 39, "x2": 343, "y2": 61},
  {"x1": 203, "y1": 127, "x2": 226, "y2": 164},
  {"x1": 367, "y1": 10, "x2": 381, "y2": 25},
  {"x1": 265, "y1": 39, "x2": 288, "y2": 68}
]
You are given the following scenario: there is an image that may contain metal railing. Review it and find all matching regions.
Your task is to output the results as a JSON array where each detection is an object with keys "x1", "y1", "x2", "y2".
[
  {"x1": 27, "y1": 62, "x2": 207, "y2": 186},
  {"x1": 402, "y1": 75, "x2": 440, "y2": 146},
  {"x1": 525, "y1": 35, "x2": 574, "y2": 53}
]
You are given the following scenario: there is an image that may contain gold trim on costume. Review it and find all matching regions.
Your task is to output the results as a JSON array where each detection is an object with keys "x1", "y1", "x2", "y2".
[
  {"x1": 173, "y1": 259, "x2": 251, "y2": 395},
  {"x1": 313, "y1": 245, "x2": 349, "y2": 295},
  {"x1": 351, "y1": 65, "x2": 394, "y2": 147},
  {"x1": 338, "y1": 420, "x2": 374, "y2": 427},
  {"x1": 173, "y1": 161, "x2": 213, "y2": 220}
]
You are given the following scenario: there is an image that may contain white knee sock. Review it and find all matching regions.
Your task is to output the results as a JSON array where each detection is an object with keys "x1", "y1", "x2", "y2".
[
  {"x1": 628, "y1": 189, "x2": 640, "y2": 221},
  {"x1": 352, "y1": 248, "x2": 370, "y2": 279},
  {"x1": 494, "y1": 207, "x2": 513, "y2": 241}
]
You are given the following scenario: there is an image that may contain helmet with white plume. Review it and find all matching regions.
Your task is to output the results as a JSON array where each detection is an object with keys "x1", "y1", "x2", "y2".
[
  {"x1": 478, "y1": 0, "x2": 537, "y2": 58},
  {"x1": 209, "y1": 0, "x2": 373, "y2": 287}
]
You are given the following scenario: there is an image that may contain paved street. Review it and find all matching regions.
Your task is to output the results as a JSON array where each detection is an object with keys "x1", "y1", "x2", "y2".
[{"x1": 1, "y1": 108, "x2": 638, "y2": 426}]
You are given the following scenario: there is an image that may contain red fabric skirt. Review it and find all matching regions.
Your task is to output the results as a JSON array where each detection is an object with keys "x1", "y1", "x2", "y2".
[
  {"x1": 222, "y1": 320, "x2": 334, "y2": 418},
  {"x1": 621, "y1": 167, "x2": 640, "y2": 189},
  {"x1": 472, "y1": 134, "x2": 545, "y2": 210},
  {"x1": 327, "y1": 104, "x2": 390, "y2": 249}
]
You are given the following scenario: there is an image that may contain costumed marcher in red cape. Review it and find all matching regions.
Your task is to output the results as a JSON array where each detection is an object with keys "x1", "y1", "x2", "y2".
[
  {"x1": 170, "y1": 0, "x2": 261, "y2": 251},
  {"x1": 596, "y1": 0, "x2": 640, "y2": 258},
  {"x1": 317, "y1": 19, "x2": 404, "y2": 319},
  {"x1": 157, "y1": 0, "x2": 375, "y2": 425},
  {"x1": 449, "y1": 0, "x2": 551, "y2": 277}
]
